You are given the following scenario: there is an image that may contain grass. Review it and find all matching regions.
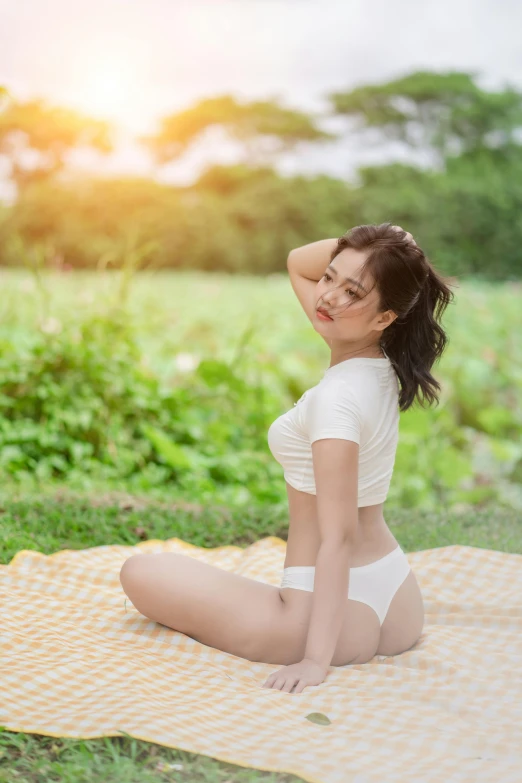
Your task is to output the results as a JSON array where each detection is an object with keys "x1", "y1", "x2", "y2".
[
  {"x1": 1, "y1": 484, "x2": 521, "y2": 782},
  {"x1": 1, "y1": 485, "x2": 520, "y2": 567},
  {"x1": 0, "y1": 728, "x2": 303, "y2": 783}
]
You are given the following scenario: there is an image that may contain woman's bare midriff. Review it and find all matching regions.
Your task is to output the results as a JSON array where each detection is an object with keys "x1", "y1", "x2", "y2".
[{"x1": 283, "y1": 481, "x2": 399, "y2": 569}]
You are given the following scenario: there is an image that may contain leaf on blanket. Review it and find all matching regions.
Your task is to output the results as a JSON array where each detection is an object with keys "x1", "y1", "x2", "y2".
[{"x1": 305, "y1": 712, "x2": 331, "y2": 726}]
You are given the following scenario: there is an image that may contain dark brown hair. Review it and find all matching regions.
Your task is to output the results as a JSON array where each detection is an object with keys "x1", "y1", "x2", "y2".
[{"x1": 325, "y1": 222, "x2": 456, "y2": 412}]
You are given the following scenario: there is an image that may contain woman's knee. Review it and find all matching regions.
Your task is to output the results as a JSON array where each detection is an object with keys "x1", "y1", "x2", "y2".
[{"x1": 119, "y1": 554, "x2": 151, "y2": 590}]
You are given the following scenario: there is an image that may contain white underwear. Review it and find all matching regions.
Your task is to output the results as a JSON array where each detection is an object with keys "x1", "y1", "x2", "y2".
[{"x1": 280, "y1": 545, "x2": 411, "y2": 626}]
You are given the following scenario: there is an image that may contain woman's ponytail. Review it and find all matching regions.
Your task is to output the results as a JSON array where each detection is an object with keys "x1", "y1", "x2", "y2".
[{"x1": 331, "y1": 223, "x2": 457, "y2": 412}]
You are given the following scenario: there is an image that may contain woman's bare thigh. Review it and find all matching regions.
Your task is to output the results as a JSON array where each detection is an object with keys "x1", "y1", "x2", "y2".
[{"x1": 118, "y1": 552, "x2": 421, "y2": 667}]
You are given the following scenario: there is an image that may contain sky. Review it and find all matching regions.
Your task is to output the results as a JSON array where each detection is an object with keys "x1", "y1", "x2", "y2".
[{"x1": 0, "y1": 0, "x2": 521, "y2": 193}]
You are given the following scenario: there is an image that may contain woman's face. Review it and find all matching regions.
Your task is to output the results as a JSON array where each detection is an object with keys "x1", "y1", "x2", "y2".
[{"x1": 313, "y1": 247, "x2": 394, "y2": 342}]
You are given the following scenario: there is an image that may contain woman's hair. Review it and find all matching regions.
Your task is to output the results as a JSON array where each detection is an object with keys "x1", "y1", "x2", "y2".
[{"x1": 326, "y1": 222, "x2": 456, "y2": 413}]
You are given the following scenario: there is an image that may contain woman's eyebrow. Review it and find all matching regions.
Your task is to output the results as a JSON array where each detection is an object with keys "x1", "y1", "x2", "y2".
[{"x1": 327, "y1": 265, "x2": 368, "y2": 294}]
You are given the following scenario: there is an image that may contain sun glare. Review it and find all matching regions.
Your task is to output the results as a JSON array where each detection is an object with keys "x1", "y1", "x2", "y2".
[{"x1": 73, "y1": 53, "x2": 142, "y2": 129}]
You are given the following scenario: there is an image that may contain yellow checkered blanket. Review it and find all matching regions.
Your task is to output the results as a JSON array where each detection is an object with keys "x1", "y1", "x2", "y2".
[{"x1": 2, "y1": 537, "x2": 521, "y2": 783}]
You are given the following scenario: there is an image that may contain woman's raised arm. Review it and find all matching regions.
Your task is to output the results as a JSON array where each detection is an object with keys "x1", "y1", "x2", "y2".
[
  {"x1": 287, "y1": 238, "x2": 339, "y2": 282},
  {"x1": 286, "y1": 239, "x2": 339, "y2": 343}
]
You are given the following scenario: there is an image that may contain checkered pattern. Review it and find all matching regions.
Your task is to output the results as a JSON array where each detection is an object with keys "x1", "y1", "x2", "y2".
[{"x1": 2, "y1": 537, "x2": 521, "y2": 783}]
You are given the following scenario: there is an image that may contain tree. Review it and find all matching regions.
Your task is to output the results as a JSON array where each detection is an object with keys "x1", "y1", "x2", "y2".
[
  {"x1": 142, "y1": 94, "x2": 337, "y2": 167},
  {"x1": 328, "y1": 70, "x2": 522, "y2": 167},
  {"x1": 0, "y1": 97, "x2": 113, "y2": 191}
]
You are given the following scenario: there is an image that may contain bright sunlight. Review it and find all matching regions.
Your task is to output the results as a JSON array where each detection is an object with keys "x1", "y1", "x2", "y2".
[{"x1": 71, "y1": 50, "x2": 142, "y2": 128}]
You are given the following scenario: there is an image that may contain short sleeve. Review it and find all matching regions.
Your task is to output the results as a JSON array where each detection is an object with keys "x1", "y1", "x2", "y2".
[{"x1": 305, "y1": 381, "x2": 363, "y2": 445}]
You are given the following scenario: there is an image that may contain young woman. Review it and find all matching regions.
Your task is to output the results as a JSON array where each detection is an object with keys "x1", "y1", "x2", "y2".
[{"x1": 119, "y1": 222, "x2": 455, "y2": 694}]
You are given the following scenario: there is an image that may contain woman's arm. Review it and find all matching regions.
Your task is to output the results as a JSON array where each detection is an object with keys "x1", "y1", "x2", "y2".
[
  {"x1": 302, "y1": 434, "x2": 360, "y2": 669},
  {"x1": 303, "y1": 538, "x2": 354, "y2": 669},
  {"x1": 286, "y1": 239, "x2": 339, "y2": 346},
  {"x1": 287, "y1": 238, "x2": 339, "y2": 282}
]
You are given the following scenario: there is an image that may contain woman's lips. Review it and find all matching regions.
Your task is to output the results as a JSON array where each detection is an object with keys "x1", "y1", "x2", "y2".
[{"x1": 316, "y1": 309, "x2": 333, "y2": 321}]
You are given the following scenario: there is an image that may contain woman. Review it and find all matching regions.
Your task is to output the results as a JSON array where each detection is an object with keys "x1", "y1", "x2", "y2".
[{"x1": 119, "y1": 222, "x2": 455, "y2": 694}]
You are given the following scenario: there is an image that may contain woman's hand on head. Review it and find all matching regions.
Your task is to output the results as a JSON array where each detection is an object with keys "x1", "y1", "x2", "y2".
[{"x1": 390, "y1": 225, "x2": 417, "y2": 246}]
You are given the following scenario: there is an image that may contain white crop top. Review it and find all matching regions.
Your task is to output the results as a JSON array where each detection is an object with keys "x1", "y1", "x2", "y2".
[{"x1": 267, "y1": 354, "x2": 400, "y2": 506}]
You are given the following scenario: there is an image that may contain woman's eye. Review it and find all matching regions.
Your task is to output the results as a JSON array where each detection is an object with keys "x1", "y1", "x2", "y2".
[{"x1": 323, "y1": 273, "x2": 357, "y2": 298}]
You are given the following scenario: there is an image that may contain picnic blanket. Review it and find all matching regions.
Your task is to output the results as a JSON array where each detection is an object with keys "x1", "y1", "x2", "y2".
[{"x1": 1, "y1": 536, "x2": 522, "y2": 783}]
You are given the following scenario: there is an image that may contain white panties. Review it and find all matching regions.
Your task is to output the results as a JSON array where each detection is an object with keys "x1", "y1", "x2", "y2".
[{"x1": 280, "y1": 545, "x2": 411, "y2": 626}]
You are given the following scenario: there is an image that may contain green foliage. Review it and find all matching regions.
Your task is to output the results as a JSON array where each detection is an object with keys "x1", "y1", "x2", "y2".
[
  {"x1": 2, "y1": 141, "x2": 522, "y2": 279},
  {"x1": 0, "y1": 98, "x2": 112, "y2": 188},
  {"x1": 0, "y1": 310, "x2": 161, "y2": 479},
  {"x1": 0, "y1": 177, "x2": 173, "y2": 270},
  {"x1": 2, "y1": 70, "x2": 522, "y2": 280},
  {"x1": 329, "y1": 70, "x2": 522, "y2": 160},
  {"x1": 0, "y1": 285, "x2": 285, "y2": 506},
  {"x1": 0, "y1": 167, "x2": 356, "y2": 274},
  {"x1": 142, "y1": 94, "x2": 336, "y2": 165},
  {"x1": 1, "y1": 66, "x2": 522, "y2": 510},
  {"x1": 0, "y1": 717, "x2": 308, "y2": 782},
  {"x1": 0, "y1": 267, "x2": 521, "y2": 512}
]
